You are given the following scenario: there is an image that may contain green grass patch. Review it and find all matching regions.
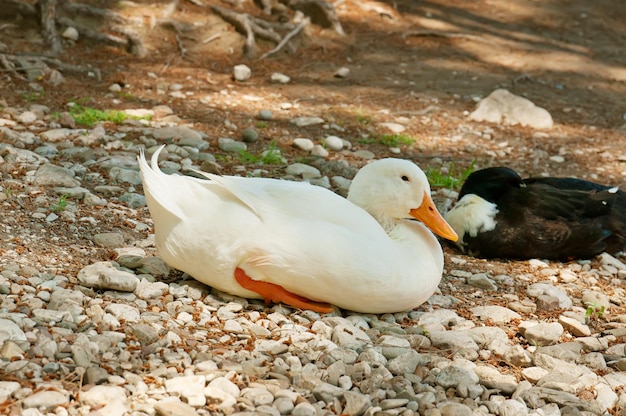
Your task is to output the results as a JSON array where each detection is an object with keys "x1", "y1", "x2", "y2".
[
  {"x1": 237, "y1": 142, "x2": 285, "y2": 165},
  {"x1": 379, "y1": 133, "x2": 415, "y2": 147},
  {"x1": 256, "y1": 121, "x2": 268, "y2": 128},
  {"x1": 425, "y1": 161, "x2": 476, "y2": 190},
  {"x1": 68, "y1": 105, "x2": 151, "y2": 127},
  {"x1": 50, "y1": 194, "x2": 69, "y2": 212}
]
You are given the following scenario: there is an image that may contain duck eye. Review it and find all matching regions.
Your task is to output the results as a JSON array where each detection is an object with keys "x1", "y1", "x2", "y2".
[{"x1": 401, "y1": 175, "x2": 410, "y2": 182}]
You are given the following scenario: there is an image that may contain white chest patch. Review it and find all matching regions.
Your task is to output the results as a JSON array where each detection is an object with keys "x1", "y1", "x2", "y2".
[{"x1": 444, "y1": 194, "x2": 499, "y2": 246}]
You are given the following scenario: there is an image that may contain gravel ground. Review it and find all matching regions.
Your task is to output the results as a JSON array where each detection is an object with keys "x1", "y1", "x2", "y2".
[{"x1": 2, "y1": 100, "x2": 626, "y2": 416}]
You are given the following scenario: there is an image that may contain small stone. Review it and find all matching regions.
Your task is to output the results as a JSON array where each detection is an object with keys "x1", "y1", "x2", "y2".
[
  {"x1": 343, "y1": 391, "x2": 371, "y2": 416},
  {"x1": 109, "y1": 83, "x2": 122, "y2": 92},
  {"x1": 257, "y1": 109, "x2": 272, "y2": 120},
  {"x1": 62, "y1": 26, "x2": 79, "y2": 41},
  {"x1": 23, "y1": 390, "x2": 69, "y2": 410},
  {"x1": 285, "y1": 163, "x2": 321, "y2": 179},
  {"x1": 311, "y1": 144, "x2": 329, "y2": 158},
  {"x1": 241, "y1": 128, "x2": 259, "y2": 143},
  {"x1": 290, "y1": 116, "x2": 324, "y2": 127},
  {"x1": 154, "y1": 399, "x2": 200, "y2": 416},
  {"x1": 293, "y1": 138, "x2": 314, "y2": 151},
  {"x1": 271, "y1": 72, "x2": 291, "y2": 84},
  {"x1": 334, "y1": 67, "x2": 350, "y2": 78},
  {"x1": 18, "y1": 111, "x2": 37, "y2": 124},
  {"x1": 233, "y1": 64, "x2": 251, "y2": 81},
  {"x1": 218, "y1": 138, "x2": 247, "y2": 153},
  {"x1": 93, "y1": 232, "x2": 125, "y2": 248},
  {"x1": 522, "y1": 322, "x2": 564, "y2": 346},
  {"x1": 323, "y1": 135, "x2": 343, "y2": 151},
  {"x1": 77, "y1": 261, "x2": 139, "y2": 292}
]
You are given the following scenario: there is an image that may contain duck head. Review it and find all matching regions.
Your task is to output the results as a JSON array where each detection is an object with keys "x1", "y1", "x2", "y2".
[
  {"x1": 347, "y1": 158, "x2": 458, "y2": 241},
  {"x1": 459, "y1": 167, "x2": 524, "y2": 203}
]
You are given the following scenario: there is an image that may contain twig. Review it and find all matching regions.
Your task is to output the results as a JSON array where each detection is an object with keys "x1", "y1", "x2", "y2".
[
  {"x1": 259, "y1": 17, "x2": 310, "y2": 59},
  {"x1": 203, "y1": 33, "x2": 221, "y2": 44},
  {"x1": 0, "y1": 54, "x2": 28, "y2": 81},
  {"x1": 56, "y1": 16, "x2": 128, "y2": 47},
  {"x1": 403, "y1": 30, "x2": 485, "y2": 42},
  {"x1": 61, "y1": 2, "x2": 129, "y2": 24},
  {"x1": 211, "y1": 5, "x2": 258, "y2": 58}
]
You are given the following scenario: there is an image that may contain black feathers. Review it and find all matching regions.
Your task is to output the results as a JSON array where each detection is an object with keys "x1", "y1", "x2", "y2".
[{"x1": 450, "y1": 167, "x2": 626, "y2": 260}]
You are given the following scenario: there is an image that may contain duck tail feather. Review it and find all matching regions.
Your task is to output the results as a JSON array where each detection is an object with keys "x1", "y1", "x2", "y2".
[{"x1": 138, "y1": 145, "x2": 186, "y2": 220}]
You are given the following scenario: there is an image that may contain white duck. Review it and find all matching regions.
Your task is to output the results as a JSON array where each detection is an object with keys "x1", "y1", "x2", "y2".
[{"x1": 138, "y1": 146, "x2": 458, "y2": 314}]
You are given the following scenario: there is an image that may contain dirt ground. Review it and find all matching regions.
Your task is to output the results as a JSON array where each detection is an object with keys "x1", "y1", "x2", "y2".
[{"x1": 1, "y1": 0, "x2": 624, "y2": 178}]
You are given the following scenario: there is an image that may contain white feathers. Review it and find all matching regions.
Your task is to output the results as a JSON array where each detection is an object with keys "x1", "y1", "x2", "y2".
[{"x1": 444, "y1": 194, "x2": 499, "y2": 249}]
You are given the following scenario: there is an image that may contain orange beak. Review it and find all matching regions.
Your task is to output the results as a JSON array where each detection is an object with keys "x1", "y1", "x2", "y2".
[{"x1": 410, "y1": 192, "x2": 458, "y2": 242}]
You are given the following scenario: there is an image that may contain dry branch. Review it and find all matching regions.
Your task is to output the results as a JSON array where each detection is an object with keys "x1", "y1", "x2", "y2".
[
  {"x1": 259, "y1": 16, "x2": 309, "y2": 59},
  {"x1": 36, "y1": 0, "x2": 62, "y2": 54}
]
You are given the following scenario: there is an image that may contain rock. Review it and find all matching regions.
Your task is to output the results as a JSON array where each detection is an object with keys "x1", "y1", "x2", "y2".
[
  {"x1": 323, "y1": 135, "x2": 344, "y2": 151},
  {"x1": 290, "y1": 116, "x2": 324, "y2": 127},
  {"x1": 522, "y1": 322, "x2": 564, "y2": 346},
  {"x1": 77, "y1": 261, "x2": 139, "y2": 292},
  {"x1": 334, "y1": 67, "x2": 350, "y2": 78},
  {"x1": 152, "y1": 126, "x2": 203, "y2": 142},
  {"x1": 218, "y1": 138, "x2": 247, "y2": 153},
  {"x1": 293, "y1": 138, "x2": 314, "y2": 151},
  {"x1": 165, "y1": 375, "x2": 206, "y2": 406},
  {"x1": 471, "y1": 305, "x2": 521, "y2": 323},
  {"x1": 527, "y1": 283, "x2": 572, "y2": 309},
  {"x1": 343, "y1": 391, "x2": 371, "y2": 416},
  {"x1": 257, "y1": 109, "x2": 272, "y2": 120},
  {"x1": 378, "y1": 122, "x2": 406, "y2": 133},
  {"x1": 93, "y1": 232, "x2": 125, "y2": 247},
  {"x1": 469, "y1": 89, "x2": 553, "y2": 129},
  {"x1": 110, "y1": 167, "x2": 142, "y2": 185},
  {"x1": 475, "y1": 364, "x2": 518, "y2": 394},
  {"x1": 285, "y1": 163, "x2": 321, "y2": 178},
  {"x1": 436, "y1": 365, "x2": 479, "y2": 388},
  {"x1": 311, "y1": 144, "x2": 329, "y2": 158},
  {"x1": 241, "y1": 128, "x2": 259, "y2": 143},
  {"x1": 0, "y1": 319, "x2": 27, "y2": 343},
  {"x1": 34, "y1": 164, "x2": 80, "y2": 187},
  {"x1": 233, "y1": 64, "x2": 252, "y2": 81},
  {"x1": 499, "y1": 399, "x2": 529, "y2": 416},
  {"x1": 62, "y1": 26, "x2": 79, "y2": 41},
  {"x1": 22, "y1": 390, "x2": 69, "y2": 410},
  {"x1": 271, "y1": 72, "x2": 291, "y2": 84},
  {"x1": 154, "y1": 399, "x2": 200, "y2": 416}
]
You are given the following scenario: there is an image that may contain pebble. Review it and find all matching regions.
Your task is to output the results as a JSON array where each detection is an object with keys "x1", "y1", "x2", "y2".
[
  {"x1": 241, "y1": 127, "x2": 259, "y2": 143},
  {"x1": 293, "y1": 138, "x2": 314, "y2": 151},
  {"x1": 271, "y1": 72, "x2": 291, "y2": 84},
  {"x1": 323, "y1": 135, "x2": 344, "y2": 151},
  {"x1": 233, "y1": 64, "x2": 252, "y2": 81}
]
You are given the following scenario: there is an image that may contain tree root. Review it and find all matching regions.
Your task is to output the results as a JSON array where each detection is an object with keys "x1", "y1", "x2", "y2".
[{"x1": 212, "y1": 0, "x2": 343, "y2": 59}]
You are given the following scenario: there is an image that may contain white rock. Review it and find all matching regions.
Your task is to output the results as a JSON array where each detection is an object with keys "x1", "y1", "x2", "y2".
[
  {"x1": 378, "y1": 122, "x2": 406, "y2": 133},
  {"x1": 105, "y1": 303, "x2": 140, "y2": 323},
  {"x1": 290, "y1": 116, "x2": 324, "y2": 127},
  {"x1": 522, "y1": 322, "x2": 564, "y2": 346},
  {"x1": 311, "y1": 144, "x2": 329, "y2": 157},
  {"x1": 80, "y1": 385, "x2": 127, "y2": 407},
  {"x1": 285, "y1": 163, "x2": 321, "y2": 179},
  {"x1": 62, "y1": 26, "x2": 79, "y2": 41},
  {"x1": 0, "y1": 319, "x2": 27, "y2": 343},
  {"x1": 271, "y1": 72, "x2": 291, "y2": 84},
  {"x1": 233, "y1": 64, "x2": 251, "y2": 81},
  {"x1": 22, "y1": 390, "x2": 69, "y2": 410},
  {"x1": 334, "y1": 67, "x2": 350, "y2": 78},
  {"x1": 18, "y1": 111, "x2": 37, "y2": 124},
  {"x1": 469, "y1": 89, "x2": 553, "y2": 129},
  {"x1": 77, "y1": 261, "x2": 138, "y2": 292},
  {"x1": 499, "y1": 399, "x2": 529, "y2": 416},
  {"x1": 293, "y1": 138, "x2": 314, "y2": 151},
  {"x1": 323, "y1": 135, "x2": 344, "y2": 151},
  {"x1": 470, "y1": 305, "x2": 521, "y2": 323},
  {"x1": 0, "y1": 381, "x2": 20, "y2": 402}
]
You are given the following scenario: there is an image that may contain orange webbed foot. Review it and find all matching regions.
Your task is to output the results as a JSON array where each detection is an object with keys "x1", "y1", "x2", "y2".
[{"x1": 234, "y1": 267, "x2": 334, "y2": 313}]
